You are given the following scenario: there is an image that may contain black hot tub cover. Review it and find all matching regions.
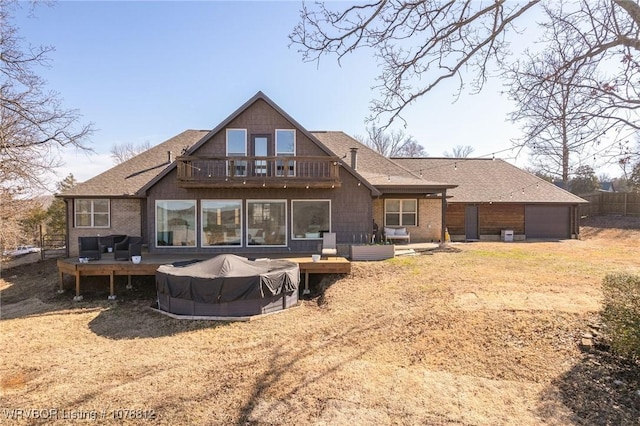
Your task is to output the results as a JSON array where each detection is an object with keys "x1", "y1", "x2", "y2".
[{"x1": 156, "y1": 254, "x2": 300, "y2": 304}]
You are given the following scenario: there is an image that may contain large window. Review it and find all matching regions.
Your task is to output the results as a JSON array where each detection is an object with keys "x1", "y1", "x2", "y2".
[
  {"x1": 156, "y1": 200, "x2": 196, "y2": 247},
  {"x1": 385, "y1": 199, "x2": 417, "y2": 227},
  {"x1": 275, "y1": 129, "x2": 295, "y2": 177},
  {"x1": 202, "y1": 200, "x2": 242, "y2": 246},
  {"x1": 75, "y1": 199, "x2": 110, "y2": 228},
  {"x1": 292, "y1": 200, "x2": 330, "y2": 239},
  {"x1": 247, "y1": 200, "x2": 286, "y2": 246},
  {"x1": 226, "y1": 129, "x2": 247, "y2": 177}
]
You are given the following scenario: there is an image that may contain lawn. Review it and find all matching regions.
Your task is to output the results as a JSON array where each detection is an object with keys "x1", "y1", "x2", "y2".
[{"x1": 1, "y1": 217, "x2": 639, "y2": 425}]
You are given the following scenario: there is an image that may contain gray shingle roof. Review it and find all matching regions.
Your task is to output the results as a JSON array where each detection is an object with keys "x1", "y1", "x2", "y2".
[
  {"x1": 311, "y1": 131, "x2": 454, "y2": 189},
  {"x1": 59, "y1": 130, "x2": 208, "y2": 197},
  {"x1": 393, "y1": 158, "x2": 587, "y2": 204}
]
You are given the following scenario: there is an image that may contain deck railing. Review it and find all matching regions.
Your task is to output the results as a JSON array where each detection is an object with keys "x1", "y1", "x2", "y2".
[{"x1": 176, "y1": 155, "x2": 342, "y2": 188}]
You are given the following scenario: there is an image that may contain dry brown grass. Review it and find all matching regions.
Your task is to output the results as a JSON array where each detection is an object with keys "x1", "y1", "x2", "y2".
[{"x1": 1, "y1": 218, "x2": 640, "y2": 425}]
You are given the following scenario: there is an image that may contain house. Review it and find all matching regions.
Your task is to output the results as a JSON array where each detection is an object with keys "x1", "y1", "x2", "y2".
[
  {"x1": 59, "y1": 92, "x2": 454, "y2": 258},
  {"x1": 58, "y1": 92, "x2": 586, "y2": 257},
  {"x1": 392, "y1": 158, "x2": 587, "y2": 241},
  {"x1": 599, "y1": 181, "x2": 615, "y2": 192}
]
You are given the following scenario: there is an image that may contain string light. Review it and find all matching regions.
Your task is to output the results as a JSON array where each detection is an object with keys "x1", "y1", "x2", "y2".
[{"x1": 383, "y1": 146, "x2": 517, "y2": 179}]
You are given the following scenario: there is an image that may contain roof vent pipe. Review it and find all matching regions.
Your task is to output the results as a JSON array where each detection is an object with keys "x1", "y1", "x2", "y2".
[
  {"x1": 350, "y1": 147, "x2": 358, "y2": 170},
  {"x1": 167, "y1": 151, "x2": 173, "y2": 164}
]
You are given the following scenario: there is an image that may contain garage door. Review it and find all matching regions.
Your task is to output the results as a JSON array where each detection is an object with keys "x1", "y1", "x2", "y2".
[{"x1": 525, "y1": 205, "x2": 571, "y2": 239}]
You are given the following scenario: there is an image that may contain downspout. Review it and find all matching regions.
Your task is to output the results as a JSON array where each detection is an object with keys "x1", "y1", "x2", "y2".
[
  {"x1": 64, "y1": 199, "x2": 70, "y2": 258},
  {"x1": 441, "y1": 189, "x2": 447, "y2": 244}
]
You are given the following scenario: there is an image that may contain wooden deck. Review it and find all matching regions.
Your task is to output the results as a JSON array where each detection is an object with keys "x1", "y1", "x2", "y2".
[{"x1": 57, "y1": 253, "x2": 351, "y2": 300}]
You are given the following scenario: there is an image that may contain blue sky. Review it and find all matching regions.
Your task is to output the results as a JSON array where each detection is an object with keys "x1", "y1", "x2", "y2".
[{"x1": 14, "y1": 1, "x2": 564, "y2": 190}]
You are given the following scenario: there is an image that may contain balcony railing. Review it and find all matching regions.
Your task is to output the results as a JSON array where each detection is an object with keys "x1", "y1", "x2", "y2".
[{"x1": 176, "y1": 155, "x2": 342, "y2": 188}]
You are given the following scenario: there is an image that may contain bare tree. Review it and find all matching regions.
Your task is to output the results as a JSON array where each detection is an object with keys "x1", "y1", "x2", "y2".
[
  {"x1": 0, "y1": 0, "x2": 93, "y2": 198},
  {"x1": 443, "y1": 145, "x2": 475, "y2": 158},
  {"x1": 355, "y1": 125, "x2": 425, "y2": 157},
  {"x1": 291, "y1": 0, "x2": 640, "y2": 162},
  {"x1": 110, "y1": 141, "x2": 152, "y2": 164},
  {"x1": 397, "y1": 140, "x2": 427, "y2": 157},
  {"x1": 506, "y1": 11, "x2": 608, "y2": 186}
]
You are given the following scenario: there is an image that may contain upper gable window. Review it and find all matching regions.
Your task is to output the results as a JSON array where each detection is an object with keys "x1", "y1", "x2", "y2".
[
  {"x1": 75, "y1": 199, "x2": 110, "y2": 228},
  {"x1": 227, "y1": 129, "x2": 247, "y2": 177},
  {"x1": 275, "y1": 129, "x2": 295, "y2": 155},
  {"x1": 226, "y1": 129, "x2": 247, "y2": 155},
  {"x1": 276, "y1": 129, "x2": 295, "y2": 177}
]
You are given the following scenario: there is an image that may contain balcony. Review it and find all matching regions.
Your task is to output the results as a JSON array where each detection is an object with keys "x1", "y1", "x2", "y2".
[{"x1": 176, "y1": 155, "x2": 342, "y2": 189}]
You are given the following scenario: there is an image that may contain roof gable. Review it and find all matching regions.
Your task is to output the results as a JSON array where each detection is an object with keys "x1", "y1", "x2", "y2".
[
  {"x1": 185, "y1": 91, "x2": 338, "y2": 158},
  {"x1": 140, "y1": 92, "x2": 381, "y2": 196}
]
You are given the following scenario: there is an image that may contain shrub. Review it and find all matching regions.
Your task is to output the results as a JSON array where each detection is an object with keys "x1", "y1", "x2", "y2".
[{"x1": 601, "y1": 273, "x2": 640, "y2": 360}]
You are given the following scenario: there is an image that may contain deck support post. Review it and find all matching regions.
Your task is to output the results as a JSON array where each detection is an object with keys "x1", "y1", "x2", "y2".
[
  {"x1": 75, "y1": 270, "x2": 81, "y2": 298},
  {"x1": 109, "y1": 272, "x2": 115, "y2": 300},
  {"x1": 303, "y1": 271, "x2": 310, "y2": 295},
  {"x1": 58, "y1": 270, "x2": 65, "y2": 293}
]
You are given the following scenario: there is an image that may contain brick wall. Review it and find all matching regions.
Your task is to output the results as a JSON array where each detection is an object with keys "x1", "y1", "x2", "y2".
[
  {"x1": 373, "y1": 197, "x2": 443, "y2": 243},
  {"x1": 68, "y1": 198, "x2": 142, "y2": 257}
]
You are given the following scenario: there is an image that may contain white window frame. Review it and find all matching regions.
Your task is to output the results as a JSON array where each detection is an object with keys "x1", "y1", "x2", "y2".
[
  {"x1": 246, "y1": 199, "x2": 288, "y2": 247},
  {"x1": 275, "y1": 129, "x2": 296, "y2": 177},
  {"x1": 201, "y1": 200, "x2": 243, "y2": 247},
  {"x1": 226, "y1": 128, "x2": 247, "y2": 177},
  {"x1": 384, "y1": 199, "x2": 417, "y2": 227},
  {"x1": 291, "y1": 200, "x2": 331, "y2": 240},
  {"x1": 74, "y1": 199, "x2": 110, "y2": 228},
  {"x1": 155, "y1": 200, "x2": 197, "y2": 248}
]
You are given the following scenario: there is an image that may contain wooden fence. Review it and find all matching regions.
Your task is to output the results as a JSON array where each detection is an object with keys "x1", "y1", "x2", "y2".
[{"x1": 579, "y1": 192, "x2": 640, "y2": 217}]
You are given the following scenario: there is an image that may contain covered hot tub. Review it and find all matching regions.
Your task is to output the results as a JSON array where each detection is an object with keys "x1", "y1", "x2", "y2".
[{"x1": 155, "y1": 254, "x2": 300, "y2": 319}]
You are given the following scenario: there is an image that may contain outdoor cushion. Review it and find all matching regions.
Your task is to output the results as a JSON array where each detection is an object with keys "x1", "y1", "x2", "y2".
[
  {"x1": 395, "y1": 228, "x2": 407, "y2": 236},
  {"x1": 384, "y1": 227, "x2": 395, "y2": 236}
]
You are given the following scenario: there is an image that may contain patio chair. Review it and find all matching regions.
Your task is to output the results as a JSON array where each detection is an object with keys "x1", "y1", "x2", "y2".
[
  {"x1": 321, "y1": 232, "x2": 337, "y2": 258},
  {"x1": 78, "y1": 236, "x2": 101, "y2": 260},
  {"x1": 98, "y1": 234, "x2": 127, "y2": 252},
  {"x1": 114, "y1": 236, "x2": 143, "y2": 261}
]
